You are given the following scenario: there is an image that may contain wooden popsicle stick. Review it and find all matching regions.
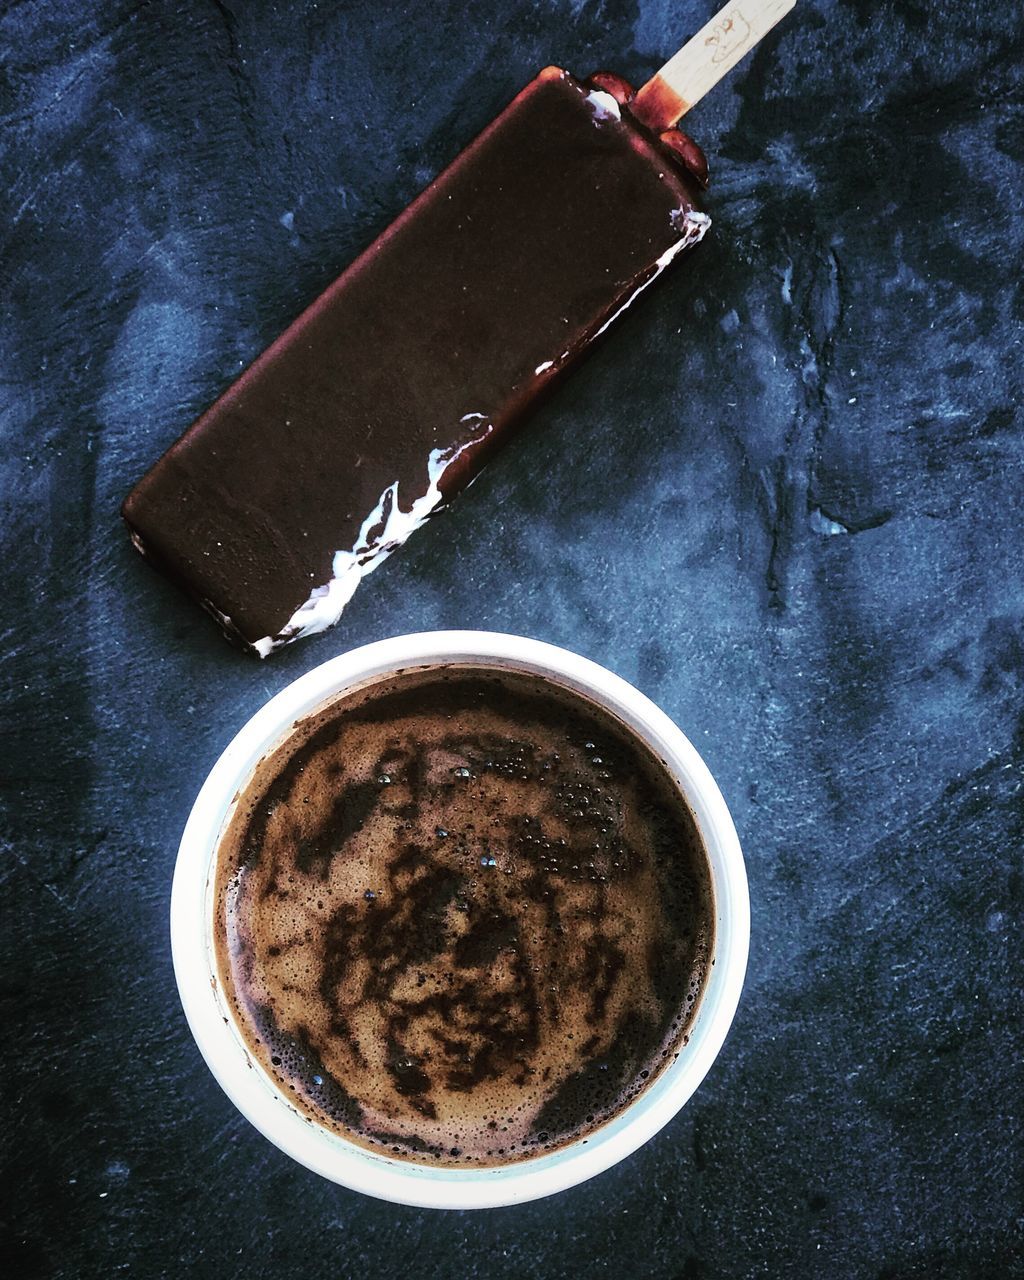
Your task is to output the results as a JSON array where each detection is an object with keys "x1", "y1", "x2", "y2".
[{"x1": 633, "y1": 0, "x2": 796, "y2": 131}]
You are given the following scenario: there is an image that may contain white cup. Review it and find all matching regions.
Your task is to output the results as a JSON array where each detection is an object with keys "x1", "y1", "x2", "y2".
[{"x1": 171, "y1": 631, "x2": 749, "y2": 1209}]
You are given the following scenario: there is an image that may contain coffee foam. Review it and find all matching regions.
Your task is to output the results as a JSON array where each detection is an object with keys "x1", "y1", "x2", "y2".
[{"x1": 214, "y1": 668, "x2": 712, "y2": 1166}]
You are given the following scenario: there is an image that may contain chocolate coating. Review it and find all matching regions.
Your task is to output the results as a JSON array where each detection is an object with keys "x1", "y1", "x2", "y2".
[
  {"x1": 122, "y1": 68, "x2": 707, "y2": 654},
  {"x1": 214, "y1": 667, "x2": 714, "y2": 1165},
  {"x1": 585, "y1": 70, "x2": 636, "y2": 104},
  {"x1": 658, "y1": 130, "x2": 710, "y2": 188}
]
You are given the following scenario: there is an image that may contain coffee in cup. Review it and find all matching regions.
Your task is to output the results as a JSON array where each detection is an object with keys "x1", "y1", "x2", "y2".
[{"x1": 213, "y1": 663, "x2": 714, "y2": 1167}]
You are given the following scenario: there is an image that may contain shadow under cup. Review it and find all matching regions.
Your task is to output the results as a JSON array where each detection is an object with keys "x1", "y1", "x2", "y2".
[{"x1": 171, "y1": 632, "x2": 749, "y2": 1209}]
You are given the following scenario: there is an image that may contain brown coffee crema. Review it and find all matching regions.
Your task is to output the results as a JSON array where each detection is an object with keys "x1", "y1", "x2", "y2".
[{"x1": 213, "y1": 667, "x2": 713, "y2": 1166}]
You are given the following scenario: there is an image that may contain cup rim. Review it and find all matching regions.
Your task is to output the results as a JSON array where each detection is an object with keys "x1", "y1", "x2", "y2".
[{"x1": 170, "y1": 630, "x2": 749, "y2": 1209}]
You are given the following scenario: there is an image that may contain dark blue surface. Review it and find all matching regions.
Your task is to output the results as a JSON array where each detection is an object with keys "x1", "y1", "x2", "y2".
[{"x1": 2, "y1": 1, "x2": 1022, "y2": 1276}]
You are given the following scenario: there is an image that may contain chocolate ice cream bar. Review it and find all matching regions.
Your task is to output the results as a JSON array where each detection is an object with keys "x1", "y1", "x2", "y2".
[
  {"x1": 123, "y1": 68, "x2": 708, "y2": 655},
  {"x1": 123, "y1": 2, "x2": 795, "y2": 656}
]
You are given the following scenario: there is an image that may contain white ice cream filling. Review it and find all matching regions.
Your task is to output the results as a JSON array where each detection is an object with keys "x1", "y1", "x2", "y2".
[{"x1": 253, "y1": 421, "x2": 493, "y2": 656}]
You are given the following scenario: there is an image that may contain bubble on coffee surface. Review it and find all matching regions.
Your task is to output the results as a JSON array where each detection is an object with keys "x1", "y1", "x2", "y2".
[{"x1": 214, "y1": 668, "x2": 713, "y2": 1166}]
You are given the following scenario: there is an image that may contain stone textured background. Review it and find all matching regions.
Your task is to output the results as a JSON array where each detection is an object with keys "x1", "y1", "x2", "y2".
[{"x1": 2, "y1": 0, "x2": 1022, "y2": 1276}]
